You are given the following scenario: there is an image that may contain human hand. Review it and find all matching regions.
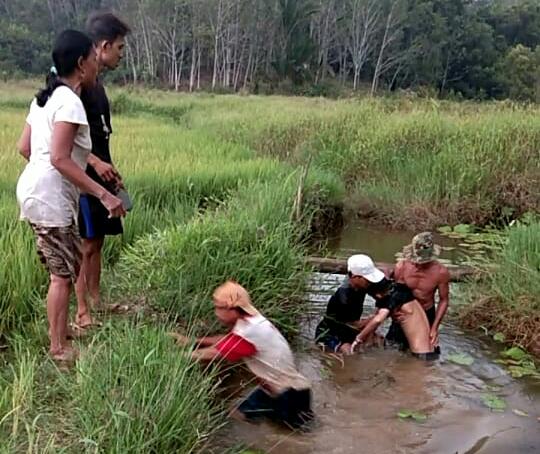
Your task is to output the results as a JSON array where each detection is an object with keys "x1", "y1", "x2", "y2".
[
  {"x1": 99, "y1": 191, "x2": 126, "y2": 218},
  {"x1": 351, "y1": 337, "x2": 363, "y2": 353},
  {"x1": 167, "y1": 332, "x2": 191, "y2": 346},
  {"x1": 429, "y1": 327, "x2": 439, "y2": 348},
  {"x1": 93, "y1": 159, "x2": 121, "y2": 184}
]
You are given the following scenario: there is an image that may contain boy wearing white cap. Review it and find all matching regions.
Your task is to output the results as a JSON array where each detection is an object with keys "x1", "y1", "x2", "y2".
[
  {"x1": 171, "y1": 281, "x2": 313, "y2": 429},
  {"x1": 315, "y1": 254, "x2": 385, "y2": 354}
]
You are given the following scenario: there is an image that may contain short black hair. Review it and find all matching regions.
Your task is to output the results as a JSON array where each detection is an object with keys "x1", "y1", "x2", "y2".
[{"x1": 86, "y1": 11, "x2": 131, "y2": 43}]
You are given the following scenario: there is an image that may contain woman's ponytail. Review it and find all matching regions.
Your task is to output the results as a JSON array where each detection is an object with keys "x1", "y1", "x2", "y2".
[
  {"x1": 35, "y1": 66, "x2": 64, "y2": 107},
  {"x1": 34, "y1": 30, "x2": 93, "y2": 107}
]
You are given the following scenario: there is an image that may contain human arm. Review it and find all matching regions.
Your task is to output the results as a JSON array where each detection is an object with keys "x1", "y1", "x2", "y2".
[
  {"x1": 17, "y1": 124, "x2": 32, "y2": 160},
  {"x1": 429, "y1": 267, "x2": 450, "y2": 346},
  {"x1": 168, "y1": 333, "x2": 225, "y2": 348},
  {"x1": 353, "y1": 308, "x2": 390, "y2": 350},
  {"x1": 350, "y1": 316, "x2": 373, "y2": 330},
  {"x1": 87, "y1": 153, "x2": 123, "y2": 186},
  {"x1": 191, "y1": 346, "x2": 222, "y2": 361},
  {"x1": 171, "y1": 332, "x2": 256, "y2": 363},
  {"x1": 50, "y1": 122, "x2": 125, "y2": 217}
]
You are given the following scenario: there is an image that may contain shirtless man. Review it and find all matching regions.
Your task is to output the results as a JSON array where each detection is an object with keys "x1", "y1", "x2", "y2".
[
  {"x1": 388, "y1": 232, "x2": 450, "y2": 353},
  {"x1": 352, "y1": 279, "x2": 437, "y2": 360}
]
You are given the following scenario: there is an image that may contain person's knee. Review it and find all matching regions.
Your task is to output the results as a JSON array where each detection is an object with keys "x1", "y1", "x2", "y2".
[{"x1": 50, "y1": 274, "x2": 71, "y2": 288}]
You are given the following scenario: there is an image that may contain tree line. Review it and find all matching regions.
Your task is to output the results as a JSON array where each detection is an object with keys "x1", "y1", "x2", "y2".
[{"x1": 1, "y1": 0, "x2": 539, "y2": 100}]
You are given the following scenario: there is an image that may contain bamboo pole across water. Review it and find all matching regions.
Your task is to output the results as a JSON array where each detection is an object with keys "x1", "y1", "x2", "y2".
[{"x1": 306, "y1": 257, "x2": 476, "y2": 283}]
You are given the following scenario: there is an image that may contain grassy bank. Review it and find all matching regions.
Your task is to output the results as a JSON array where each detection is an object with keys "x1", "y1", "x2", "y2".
[{"x1": 459, "y1": 218, "x2": 540, "y2": 356}]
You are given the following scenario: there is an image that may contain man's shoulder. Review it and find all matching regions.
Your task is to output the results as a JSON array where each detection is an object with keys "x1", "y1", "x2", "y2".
[
  {"x1": 329, "y1": 283, "x2": 352, "y2": 305},
  {"x1": 433, "y1": 261, "x2": 450, "y2": 280},
  {"x1": 81, "y1": 80, "x2": 109, "y2": 106}
]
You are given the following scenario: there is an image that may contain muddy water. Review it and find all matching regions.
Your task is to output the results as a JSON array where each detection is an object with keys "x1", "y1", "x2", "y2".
[
  {"x1": 227, "y1": 226, "x2": 540, "y2": 454},
  {"x1": 326, "y1": 220, "x2": 468, "y2": 264}
]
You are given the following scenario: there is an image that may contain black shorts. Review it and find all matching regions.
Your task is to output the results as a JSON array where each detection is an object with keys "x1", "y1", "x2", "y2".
[
  {"x1": 237, "y1": 387, "x2": 314, "y2": 430},
  {"x1": 412, "y1": 351, "x2": 440, "y2": 361},
  {"x1": 78, "y1": 194, "x2": 123, "y2": 239}
]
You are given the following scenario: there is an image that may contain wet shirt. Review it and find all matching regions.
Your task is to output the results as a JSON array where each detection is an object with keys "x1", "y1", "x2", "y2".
[
  {"x1": 80, "y1": 80, "x2": 114, "y2": 190},
  {"x1": 231, "y1": 314, "x2": 310, "y2": 394},
  {"x1": 326, "y1": 282, "x2": 367, "y2": 323},
  {"x1": 375, "y1": 282, "x2": 415, "y2": 313},
  {"x1": 316, "y1": 281, "x2": 368, "y2": 343}
]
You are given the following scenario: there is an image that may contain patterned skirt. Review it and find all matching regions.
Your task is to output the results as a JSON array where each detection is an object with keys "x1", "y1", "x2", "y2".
[{"x1": 30, "y1": 223, "x2": 82, "y2": 282}]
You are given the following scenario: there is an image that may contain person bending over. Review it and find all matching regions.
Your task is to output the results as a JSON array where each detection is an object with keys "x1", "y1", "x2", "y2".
[
  {"x1": 315, "y1": 254, "x2": 385, "y2": 354},
  {"x1": 171, "y1": 281, "x2": 313, "y2": 430},
  {"x1": 352, "y1": 279, "x2": 438, "y2": 361}
]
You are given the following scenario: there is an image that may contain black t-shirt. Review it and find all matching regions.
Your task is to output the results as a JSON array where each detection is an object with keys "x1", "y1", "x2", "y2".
[
  {"x1": 375, "y1": 282, "x2": 415, "y2": 312},
  {"x1": 326, "y1": 281, "x2": 367, "y2": 324},
  {"x1": 81, "y1": 80, "x2": 114, "y2": 190},
  {"x1": 315, "y1": 281, "x2": 368, "y2": 343}
]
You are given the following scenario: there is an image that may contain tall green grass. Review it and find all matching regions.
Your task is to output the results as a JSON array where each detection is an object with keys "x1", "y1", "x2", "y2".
[
  {"x1": 110, "y1": 181, "x2": 314, "y2": 335},
  {"x1": 484, "y1": 218, "x2": 540, "y2": 312},
  {"x1": 0, "y1": 103, "x2": 339, "y2": 331},
  {"x1": 66, "y1": 321, "x2": 222, "y2": 453},
  {"x1": 1, "y1": 82, "x2": 538, "y2": 451},
  {"x1": 0, "y1": 321, "x2": 223, "y2": 453},
  {"x1": 460, "y1": 218, "x2": 540, "y2": 353}
]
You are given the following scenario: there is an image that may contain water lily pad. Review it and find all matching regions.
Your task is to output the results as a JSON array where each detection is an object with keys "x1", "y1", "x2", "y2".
[
  {"x1": 485, "y1": 385, "x2": 502, "y2": 392},
  {"x1": 512, "y1": 409, "x2": 529, "y2": 417},
  {"x1": 482, "y1": 394, "x2": 507, "y2": 412},
  {"x1": 397, "y1": 410, "x2": 427, "y2": 422},
  {"x1": 454, "y1": 224, "x2": 474, "y2": 234},
  {"x1": 448, "y1": 353, "x2": 474, "y2": 366},
  {"x1": 493, "y1": 333, "x2": 505, "y2": 342},
  {"x1": 508, "y1": 366, "x2": 540, "y2": 379},
  {"x1": 437, "y1": 226, "x2": 453, "y2": 234},
  {"x1": 502, "y1": 347, "x2": 529, "y2": 362}
]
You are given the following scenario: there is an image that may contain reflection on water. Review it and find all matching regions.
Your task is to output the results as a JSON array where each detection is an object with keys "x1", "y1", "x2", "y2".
[
  {"x1": 326, "y1": 221, "x2": 467, "y2": 264},
  {"x1": 226, "y1": 223, "x2": 539, "y2": 453}
]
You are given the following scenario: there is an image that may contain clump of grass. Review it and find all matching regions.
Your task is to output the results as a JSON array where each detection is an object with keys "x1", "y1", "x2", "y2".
[
  {"x1": 0, "y1": 201, "x2": 47, "y2": 332},
  {"x1": 460, "y1": 217, "x2": 540, "y2": 355},
  {"x1": 64, "y1": 320, "x2": 222, "y2": 453},
  {"x1": 109, "y1": 181, "x2": 314, "y2": 335}
]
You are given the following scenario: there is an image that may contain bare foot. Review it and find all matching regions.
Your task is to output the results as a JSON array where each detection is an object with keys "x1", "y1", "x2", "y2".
[
  {"x1": 75, "y1": 311, "x2": 95, "y2": 329},
  {"x1": 50, "y1": 346, "x2": 79, "y2": 363}
]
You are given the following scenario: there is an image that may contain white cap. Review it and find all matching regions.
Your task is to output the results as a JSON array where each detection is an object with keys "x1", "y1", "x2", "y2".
[{"x1": 347, "y1": 254, "x2": 385, "y2": 283}]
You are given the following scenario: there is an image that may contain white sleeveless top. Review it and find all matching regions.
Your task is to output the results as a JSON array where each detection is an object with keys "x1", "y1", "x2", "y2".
[{"x1": 233, "y1": 314, "x2": 310, "y2": 394}]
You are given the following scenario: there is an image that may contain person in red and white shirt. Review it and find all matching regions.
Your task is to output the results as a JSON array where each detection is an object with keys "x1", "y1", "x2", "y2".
[{"x1": 170, "y1": 281, "x2": 313, "y2": 429}]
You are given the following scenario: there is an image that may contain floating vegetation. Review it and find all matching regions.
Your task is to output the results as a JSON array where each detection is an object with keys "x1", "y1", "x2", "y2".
[
  {"x1": 447, "y1": 352, "x2": 475, "y2": 366},
  {"x1": 397, "y1": 410, "x2": 428, "y2": 422},
  {"x1": 481, "y1": 394, "x2": 507, "y2": 412}
]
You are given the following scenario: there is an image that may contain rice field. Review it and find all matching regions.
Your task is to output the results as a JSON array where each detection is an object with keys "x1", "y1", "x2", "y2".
[{"x1": 0, "y1": 81, "x2": 538, "y2": 451}]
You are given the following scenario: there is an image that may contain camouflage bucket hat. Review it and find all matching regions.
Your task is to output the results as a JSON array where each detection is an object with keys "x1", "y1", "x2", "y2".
[{"x1": 402, "y1": 232, "x2": 441, "y2": 264}]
